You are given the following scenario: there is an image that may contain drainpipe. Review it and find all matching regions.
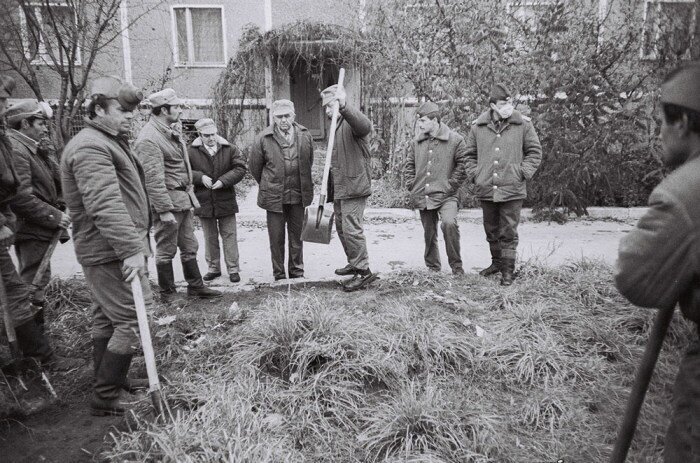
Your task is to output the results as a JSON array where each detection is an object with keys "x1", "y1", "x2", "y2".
[
  {"x1": 120, "y1": 0, "x2": 133, "y2": 84},
  {"x1": 264, "y1": 0, "x2": 273, "y2": 124}
]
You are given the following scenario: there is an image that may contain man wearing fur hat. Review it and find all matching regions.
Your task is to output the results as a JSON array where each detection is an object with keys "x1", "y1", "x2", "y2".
[
  {"x1": 188, "y1": 118, "x2": 246, "y2": 283},
  {"x1": 6, "y1": 100, "x2": 70, "y2": 313},
  {"x1": 61, "y1": 76, "x2": 149, "y2": 415},
  {"x1": 615, "y1": 62, "x2": 700, "y2": 461},
  {"x1": 465, "y1": 83, "x2": 542, "y2": 286},
  {"x1": 135, "y1": 88, "x2": 221, "y2": 299},
  {"x1": 249, "y1": 99, "x2": 314, "y2": 281},
  {"x1": 320, "y1": 84, "x2": 376, "y2": 292},
  {"x1": 405, "y1": 101, "x2": 468, "y2": 275}
]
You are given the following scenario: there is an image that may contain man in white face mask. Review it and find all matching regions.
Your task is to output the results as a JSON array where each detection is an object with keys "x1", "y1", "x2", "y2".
[{"x1": 465, "y1": 83, "x2": 542, "y2": 286}]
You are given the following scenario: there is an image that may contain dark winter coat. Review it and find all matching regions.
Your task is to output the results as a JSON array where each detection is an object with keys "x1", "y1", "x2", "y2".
[
  {"x1": 326, "y1": 105, "x2": 373, "y2": 202},
  {"x1": 0, "y1": 129, "x2": 18, "y2": 230},
  {"x1": 189, "y1": 135, "x2": 247, "y2": 218},
  {"x1": 8, "y1": 130, "x2": 68, "y2": 243},
  {"x1": 61, "y1": 120, "x2": 151, "y2": 267},
  {"x1": 249, "y1": 123, "x2": 314, "y2": 213},
  {"x1": 465, "y1": 110, "x2": 542, "y2": 202},
  {"x1": 405, "y1": 123, "x2": 468, "y2": 210}
]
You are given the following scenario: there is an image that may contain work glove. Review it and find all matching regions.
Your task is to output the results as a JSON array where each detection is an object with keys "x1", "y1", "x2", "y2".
[
  {"x1": 202, "y1": 175, "x2": 213, "y2": 189},
  {"x1": 122, "y1": 253, "x2": 146, "y2": 282},
  {"x1": 159, "y1": 212, "x2": 177, "y2": 224}
]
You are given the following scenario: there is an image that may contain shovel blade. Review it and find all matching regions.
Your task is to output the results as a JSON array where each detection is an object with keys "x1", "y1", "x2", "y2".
[{"x1": 301, "y1": 204, "x2": 335, "y2": 244}]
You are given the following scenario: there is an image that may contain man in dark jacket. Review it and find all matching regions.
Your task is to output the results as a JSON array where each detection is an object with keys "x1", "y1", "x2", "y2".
[
  {"x1": 405, "y1": 101, "x2": 468, "y2": 275},
  {"x1": 615, "y1": 63, "x2": 700, "y2": 462},
  {"x1": 7, "y1": 100, "x2": 70, "y2": 313},
  {"x1": 320, "y1": 84, "x2": 377, "y2": 292},
  {"x1": 61, "y1": 76, "x2": 150, "y2": 416},
  {"x1": 465, "y1": 84, "x2": 542, "y2": 286},
  {"x1": 189, "y1": 118, "x2": 246, "y2": 283},
  {"x1": 0, "y1": 75, "x2": 77, "y2": 372},
  {"x1": 249, "y1": 100, "x2": 314, "y2": 281},
  {"x1": 135, "y1": 89, "x2": 220, "y2": 299}
]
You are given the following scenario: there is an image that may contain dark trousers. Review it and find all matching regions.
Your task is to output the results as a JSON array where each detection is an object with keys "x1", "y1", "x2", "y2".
[
  {"x1": 266, "y1": 204, "x2": 304, "y2": 279},
  {"x1": 15, "y1": 239, "x2": 51, "y2": 303},
  {"x1": 480, "y1": 199, "x2": 523, "y2": 259},
  {"x1": 419, "y1": 198, "x2": 462, "y2": 272},
  {"x1": 0, "y1": 245, "x2": 34, "y2": 325},
  {"x1": 665, "y1": 341, "x2": 700, "y2": 461}
]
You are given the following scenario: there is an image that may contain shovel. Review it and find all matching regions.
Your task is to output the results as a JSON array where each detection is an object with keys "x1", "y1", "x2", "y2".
[
  {"x1": 301, "y1": 68, "x2": 346, "y2": 244},
  {"x1": 609, "y1": 304, "x2": 675, "y2": 462},
  {"x1": 130, "y1": 277, "x2": 169, "y2": 422},
  {"x1": 30, "y1": 229, "x2": 62, "y2": 305}
]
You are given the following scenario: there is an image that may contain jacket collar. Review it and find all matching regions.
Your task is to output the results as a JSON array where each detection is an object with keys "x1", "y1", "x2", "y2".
[
  {"x1": 192, "y1": 135, "x2": 229, "y2": 147},
  {"x1": 8, "y1": 129, "x2": 38, "y2": 154},
  {"x1": 417, "y1": 122, "x2": 451, "y2": 142},
  {"x1": 149, "y1": 116, "x2": 181, "y2": 139},
  {"x1": 475, "y1": 109, "x2": 524, "y2": 126},
  {"x1": 86, "y1": 118, "x2": 120, "y2": 138},
  {"x1": 262, "y1": 122, "x2": 308, "y2": 138}
]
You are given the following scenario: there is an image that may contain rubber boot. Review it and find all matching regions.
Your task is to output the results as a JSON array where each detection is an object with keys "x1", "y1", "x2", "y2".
[
  {"x1": 156, "y1": 262, "x2": 177, "y2": 295},
  {"x1": 93, "y1": 337, "x2": 148, "y2": 393},
  {"x1": 90, "y1": 350, "x2": 133, "y2": 416},
  {"x1": 500, "y1": 258, "x2": 516, "y2": 286},
  {"x1": 479, "y1": 250, "x2": 501, "y2": 277},
  {"x1": 34, "y1": 308, "x2": 46, "y2": 335},
  {"x1": 182, "y1": 259, "x2": 222, "y2": 299}
]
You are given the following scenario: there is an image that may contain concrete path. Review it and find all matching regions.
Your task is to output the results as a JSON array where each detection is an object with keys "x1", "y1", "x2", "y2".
[{"x1": 44, "y1": 186, "x2": 636, "y2": 290}]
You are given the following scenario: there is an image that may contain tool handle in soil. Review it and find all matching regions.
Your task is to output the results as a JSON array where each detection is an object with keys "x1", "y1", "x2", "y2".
[
  {"x1": 320, "y1": 68, "x2": 346, "y2": 201},
  {"x1": 130, "y1": 278, "x2": 165, "y2": 418},
  {"x1": 32, "y1": 230, "x2": 62, "y2": 288},
  {"x1": 0, "y1": 274, "x2": 21, "y2": 359},
  {"x1": 609, "y1": 304, "x2": 675, "y2": 463}
]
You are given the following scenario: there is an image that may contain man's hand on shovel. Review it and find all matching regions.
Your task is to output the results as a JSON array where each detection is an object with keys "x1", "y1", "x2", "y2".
[{"x1": 122, "y1": 253, "x2": 146, "y2": 282}]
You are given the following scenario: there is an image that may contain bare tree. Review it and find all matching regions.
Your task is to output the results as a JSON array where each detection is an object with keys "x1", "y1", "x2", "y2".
[{"x1": 0, "y1": 0, "x2": 163, "y2": 149}]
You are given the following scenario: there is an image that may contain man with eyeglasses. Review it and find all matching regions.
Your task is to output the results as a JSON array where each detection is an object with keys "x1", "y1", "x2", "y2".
[{"x1": 249, "y1": 99, "x2": 314, "y2": 281}]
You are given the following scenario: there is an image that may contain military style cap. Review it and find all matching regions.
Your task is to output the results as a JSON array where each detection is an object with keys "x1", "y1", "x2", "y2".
[
  {"x1": 661, "y1": 63, "x2": 700, "y2": 113},
  {"x1": 194, "y1": 118, "x2": 217, "y2": 135},
  {"x1": 416, "y1": 101, "x2": 440, "y2": 118},
  {"x1": 0, "y1": 75, "x2": 16, "y2": 98},
  {"x1": 90, "y1": 76, "x2": 143, "y2": 111},
  {"x1": 148, "y1": 88, "x2": 184, "y2": 108},
  {"x1": 6, "y1": 100, "x2": 48, "y2": 125},
  {"x1": 489, "y1": 83, "x2": 511, "y2": 102},
  {"x1": 271, "y1": 99, "x2": 295, "y2": 116}
]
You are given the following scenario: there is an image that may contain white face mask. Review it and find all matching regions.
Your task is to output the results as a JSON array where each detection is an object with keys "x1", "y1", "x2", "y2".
[{"x1": 495, "y1": 103, "x2": 514, "y2": 119}]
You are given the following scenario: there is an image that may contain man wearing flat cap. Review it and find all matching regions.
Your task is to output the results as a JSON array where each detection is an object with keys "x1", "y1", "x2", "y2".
[
  {"x1": 249, "y1": 99, "x2": 314, "y2": 281},
  {"x1": 405, "y1": 101, "x2": 468, "y2": 275},
  {"x1": 61, "y1": 75, "x2": 149, "y2": 415},
  {"x1": 465, "y1": 83, "x2": 542, "y2": 286},
  {"x1": 320, "y1": 83, "x2": 376, "y2": 292},
  {"x1": 188, "y1": 118, "x2": 246, "y2": 283},
  {"x1": 615, "y1": 62, "x2": 700, "y2": 461},
  {"x1": 6, "y1": 100, "x2": 70, "y2": 313},
  {"x1": 135, "y1": 88, "x2": 220, "y2": 300}
]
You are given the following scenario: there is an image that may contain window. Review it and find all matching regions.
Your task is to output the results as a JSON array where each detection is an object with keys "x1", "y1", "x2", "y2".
[
  {"x1": 19, "y1": 2, "x2": 81, "y2": 65},
  {"x1": 172, "y1": 6, "x2": 226, "y2": 67},
  {"x1": 641, "y1": 0, "x2": 696, "y2": 59}
]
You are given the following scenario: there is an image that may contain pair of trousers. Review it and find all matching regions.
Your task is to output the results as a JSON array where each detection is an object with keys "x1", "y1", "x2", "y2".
[
  {"x1": 664, "y1": 340, "x2": 700, "y2": 461},
  {"x1": 0, "y1": 246, "x2": 34, "y2": 325},
  {"x1": 419, "y1": 198, "x2": 462, "y2": 272},
  {"x1": 333, "y1": 197, "x2": 369, "y2": 271},
  {"x1": 83, "y1": 260, "x2": 153, "y2": 355},
  {"x1": 200, "y1": 215, "x2": 240, "y2": 274},
  {"x1": 153, "y1": 209, "x2": 199, "y2": 264},
  {"x1": 266, "y1": 204, "x2": 304, "y2": 279},
  {"x1": 15, "y1": 239, "x2": 51, "y2": 302},
  {"x1": 480, "y1": 199, "x2": 524, "y2": 260}
]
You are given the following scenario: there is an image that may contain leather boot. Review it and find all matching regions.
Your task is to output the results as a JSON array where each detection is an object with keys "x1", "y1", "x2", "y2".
[
  {"x1": 90, "y1": 350, "x2": 133, "y2": 416},
  {"x1": 342, "y1": 268, "x2": 379, "y2": 292},
  {"x1": 156, "y1": 262, "x2": 177, "y2": 294},
  {"x1": 500, "y1": 258, "x2": 516, "y2": 286},
  {"x1": 479, "y1": 250, "x2": 501, "y2": 277},
  {"x1": 182, "y1": 259, "x2": 222, "y2": 299},
  {"x1": 93, "y1": 338, "x2": 147, "y2": 393},
  {"x1": 334, "y1": 264, "x2": 358, "y2": 276}
]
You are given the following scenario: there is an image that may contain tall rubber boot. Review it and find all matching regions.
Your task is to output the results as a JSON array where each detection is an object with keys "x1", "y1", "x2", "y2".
[
  {"x1": 90, "y1": 350, "x2": 132, "y2": 416},
  {"x1": 156, "y1": 262, "x2": 177, "y2": 294},
  {"x1": 479, "y1": 250, "x2": 501, "y2": 277},
  {"x1": 34, "y1": 308, "x2": 45, "y2": 335},
  {"x1": 93, "y1": 337, "x2": 147, "y2": 393},
  {"x1": 182, "y1": 259, "x2": 222, "y2": 299},
  {"x1": 500, "y1": 258, "x2": 516, "y2": 286},
  {"x1": 15, "y1": 317, "x2": 82, "y2": 371}
]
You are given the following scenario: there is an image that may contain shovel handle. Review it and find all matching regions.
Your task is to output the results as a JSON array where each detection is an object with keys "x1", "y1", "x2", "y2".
[
  {"x1": 609, "y1": 304, "x2": 675, "y2": 463},
  {"x1": 32, "y1": 230, "x2": 62, "y2": 289},
  {"x1": 320, "y1": 69, "x2": 346, "y2": 202},
  {"x1": 0, "y1": 271, "x2": 21, "y2": 359}
]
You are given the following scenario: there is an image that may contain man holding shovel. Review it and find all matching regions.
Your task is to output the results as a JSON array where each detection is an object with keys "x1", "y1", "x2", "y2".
[
  {"x1": 615, "y1": 63, "x2": 700, "y2": 460},
  {"x1": 6, "y1": 100, "x2": 70, "y2": 316},
  {"x1": 61, "y1": 76, "x2": 151, "y2": 416},
  {"x1": 320, "y1": 83, "x2": 377, "y2": 292}
]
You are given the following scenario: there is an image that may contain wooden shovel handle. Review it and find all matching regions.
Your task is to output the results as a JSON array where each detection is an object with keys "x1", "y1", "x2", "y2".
[
  {"x1": 32, "y1": 229, "x2": 62, "y2": 288},
  {"x1": 320, "y1": 68, "x2": 346, "y2": 203},
  {"x1": 0, "y1": 272, "x2": 21, "y2": 358}
]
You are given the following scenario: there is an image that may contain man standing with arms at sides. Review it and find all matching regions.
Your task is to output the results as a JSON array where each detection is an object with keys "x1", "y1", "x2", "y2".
[
  {"x1": 249, "y1": 100, "x2": 314, "y2": 281},
  {"x1": 135, "y1": 89, "x2": 221, "y2": 300},
  {"x1": 465, "y1": 84, "x2": 542, "y2": 286},
  {"x1": 405, "y1": 101, "x2": 468, "y2": 275},
  {"x1": 615, "y1": 63, "x2": 700, "y2": 461},
  {"x1": 61, "y1": 76, "x2": 148, "y2": 415},
  {"x1": 320, "y1": 83, "x2": 377, "y2": 292},
  {"x1": 6, "y1": 100, "x2": 70, "y2": 318},
  {"x1": 188, "y1": 118, "x2": 247, "y2": 283}
]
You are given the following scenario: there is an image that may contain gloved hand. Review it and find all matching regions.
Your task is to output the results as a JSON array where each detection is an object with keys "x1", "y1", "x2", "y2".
[
  {"x1": 159, "y1": 212, "x2": 177, "y2": 224},
  {"x1": 121, "y1": 253, "x2": 146, "y2": 282},
  {"x1": 202, "y1": 175, "x2": 213, "y2": 189},
  {"x1": 59, "y1": 212, "x2": 71, "y2": 229},
  {"x1": 335, "y1": 85, "x2": 347, "y2": 109},
  {"x1": 212, "y1": 180, "x2": 223, "y2": 190}
]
